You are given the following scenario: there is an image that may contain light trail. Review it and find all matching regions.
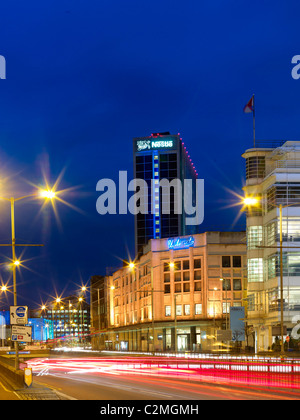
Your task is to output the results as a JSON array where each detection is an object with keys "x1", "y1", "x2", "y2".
[{"x1": 26, "y1": 356, "x2": 300, "y2": 393}]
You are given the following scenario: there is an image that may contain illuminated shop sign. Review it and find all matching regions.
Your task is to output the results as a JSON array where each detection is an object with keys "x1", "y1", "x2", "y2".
[
  {"x1": 167, "y1": 236, "x2": 195, "y2": 250},
  {"x1": 136, "y1": 139, "x2": 174, "y2": 152}
]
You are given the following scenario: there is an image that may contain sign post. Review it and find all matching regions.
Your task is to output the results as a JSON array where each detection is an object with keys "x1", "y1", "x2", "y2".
[
  {"x1": 11, "y1": 326, "x2": 32, "y2": 343},
  {"x1": 24, "y1": 367, "x2": 33, "y2": 388}
]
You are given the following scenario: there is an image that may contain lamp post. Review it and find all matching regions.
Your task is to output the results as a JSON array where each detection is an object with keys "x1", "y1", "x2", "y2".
[
  {"x1": 0, "y1": 189, "x2": 56, "y2": 368},
  {"x1": 78, "y1": 297, "x2": 84, "y2": 346},
  {"x1": 40, "y1": 305, "x2": 47, "y2": 344},
  {"x1": 174, "y1": 293, "x2": 179, "y2": 353},
  {"x1": 220, "y1": 278, "x2": 229, "y2": 330},
  {"x1": 97, "y1": 288, "x2": 101, "y2": 348},
  {"x1": 213, "y1": 287, "x2": 218, "y2": 330}
]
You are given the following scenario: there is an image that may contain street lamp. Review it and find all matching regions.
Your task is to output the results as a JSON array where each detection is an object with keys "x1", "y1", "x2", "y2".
[
  {"x1": 174, "y1": 293, "x2": 179, "y2": 353},
  {"x1": 39, "y1": 190, "x2": 56, "y2": 200},
  {"x1": 78, "y1": 296, "x2": 84, "y2": 346},
  {"x1": 213, "y1": 287, "x2": 218, "y2": 328},
  {"x1": 0, "y1": 188, "x2": 59, "y2": 368},
  {"x1": 220, "y1": 278, "x2": 229, "y2": 330}
]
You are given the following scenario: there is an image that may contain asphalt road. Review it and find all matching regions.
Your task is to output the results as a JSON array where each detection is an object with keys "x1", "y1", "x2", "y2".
[{"x1": 0, "y1": 377, "x2": 20, "y2": 400}]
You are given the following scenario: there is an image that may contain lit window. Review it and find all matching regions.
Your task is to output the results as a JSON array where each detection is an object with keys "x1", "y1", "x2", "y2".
[
  {"x1": 184, "y1": 304, "x2": 190, "y2": 316},
  {"x1": 195, "y1": 304, "x2": 202, "y2": 315},
  {"x1": 176, "y1": 305, "x2": 182, "y2": 316},
  {"x1": 248, "y1": 258, "x2": 264, "y2": 282}
]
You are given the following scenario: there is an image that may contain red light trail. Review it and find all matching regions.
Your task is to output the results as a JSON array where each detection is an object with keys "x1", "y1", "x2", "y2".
[{"x1": 27, "y1": 356, "x2": 300, "y2": 395}]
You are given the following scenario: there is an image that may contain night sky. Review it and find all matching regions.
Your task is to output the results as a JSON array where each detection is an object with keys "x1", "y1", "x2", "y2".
[{"x1": 0, "y1": 0, "x2": 300, "y2": 308}]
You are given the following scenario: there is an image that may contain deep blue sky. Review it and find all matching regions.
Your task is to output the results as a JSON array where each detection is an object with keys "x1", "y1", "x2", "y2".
[{"x1": 0, "y1": 0, "x2": 300, "y2": 307}]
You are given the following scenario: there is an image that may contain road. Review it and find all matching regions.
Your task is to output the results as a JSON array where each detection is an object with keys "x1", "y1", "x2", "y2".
[
  {"x1": 0, "y1": 376, "x2": 20, "y2": 400},
  {"x1": 27, "y1": 356, "x2": 300, "y2": 400}
]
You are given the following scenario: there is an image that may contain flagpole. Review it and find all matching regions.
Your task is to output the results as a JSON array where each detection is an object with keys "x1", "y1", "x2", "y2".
[{"x1": 252, "y1": 94, "x2": 256, "y2": 148}]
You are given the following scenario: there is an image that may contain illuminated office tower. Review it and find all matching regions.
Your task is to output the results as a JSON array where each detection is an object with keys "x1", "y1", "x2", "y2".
[
  {"x1": 242, "y1": 141, "x2": 300, "y2": 352},
  {"x1": 133, "y1": 132, "x2": 199, "y2": 256}
]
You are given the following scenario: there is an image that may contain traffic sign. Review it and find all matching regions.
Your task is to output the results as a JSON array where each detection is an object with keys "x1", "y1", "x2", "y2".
[
  {"x1": 24, "y1": 368, "x2": 33, "y2": 387},
  {"x1": 10, "y1": 306, "x2": 28, "y2": 325},
  {"x1": 11, "y1": 325, "x2": 32, "y2": 342}
]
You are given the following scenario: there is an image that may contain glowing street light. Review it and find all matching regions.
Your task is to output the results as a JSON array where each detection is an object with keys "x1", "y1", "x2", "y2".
[
  {"x1": 242, "y1": 196, "x2": 260, "y2": 207},
  {"x1": 40, "y1": 189, "x2": 56, "y2": 200}
]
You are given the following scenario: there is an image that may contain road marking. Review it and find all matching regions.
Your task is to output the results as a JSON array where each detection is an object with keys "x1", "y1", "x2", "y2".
[
  {"x1": 0, "y1": 379, "x2": 12, "y2": 393},
  {"x1": 34, "y1": 378, "x2": 76, "y2": 400},
  {"x1": 0, "y1": 377, "x2": 21, "y2": 400},
  {"x1": 48, "y1": 373, "x2": 196, "y2": 400}
]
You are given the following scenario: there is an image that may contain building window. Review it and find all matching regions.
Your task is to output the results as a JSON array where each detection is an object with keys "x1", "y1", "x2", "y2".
[
  {"x1": 195, "y1": 304, "x2": 202, "y2": 315},
  {"x1": 194, "y1": 270, "x2": 201, "y2": 280},
  {"x1": 174, "y1": 261, "x2": 181, "y2": 271},
  {"x1": 194, "y1": 259, "x2": 201, "y2": 269},
  {"x1": 174, "y1": 272, "x2": 181, "y2": 282},
  {"x1": 183, "y1": 283, "x2": 190, "y2": 293},
  {"x1": 281, "y1": 217, "x2": 300, "y2": 242},
  {"x1": 222, "y1": 302, "x2": 230, "y2": 314},
  {"x1": 165, "y1": 306, "x2": 171, "y2": 317},
  {"x1": 248, "y1": 226, "x2": 263, "y2": 249},
  {"x1": 164, "y1": 284, "x2": 170, "y2": 294},
  {"x1": 176, "y1": 305, "x2": 182, "y2": 316},
  {"x1": 184, "y1": 305, "x2": 190, "y2": 316},
  {"x1": 164, "y1": 273, "x2": 170, "y2": 283},
  {"x1": 246, "y1": 156, "x2": 265, "y2": 179},
  {"x1": 175, "y1": 283, "x2": 181, "y2": 293},
  {"x1": 164, "y1": 262, "x2": 170, "y2": 272},
  {"x1": 183, "y1": 271, "x2": 190, "y2": 281},
  {"x1": 222, "y1": 256, "x2": 231, "y2": 267},
  {"x1": 233, "y1": 279, "x2": 242, "y2": 291},
  {"x1": 183, "y1": 260, "x2": 190, "y2": 270},
  {"x1": 194, "y1": 282, "x2": 201, "y2": 291},
  {"x1": 222, "y1": 279, "x2": 231, "y2": 291},
  {"x1": 248, "y1": 258, "x2": 264, "y2": 282}
]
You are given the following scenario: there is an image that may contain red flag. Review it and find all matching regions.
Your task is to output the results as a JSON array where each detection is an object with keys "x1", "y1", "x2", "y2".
[{"x1": 244, "y1": 96, "x2": 254, "y2": 113}]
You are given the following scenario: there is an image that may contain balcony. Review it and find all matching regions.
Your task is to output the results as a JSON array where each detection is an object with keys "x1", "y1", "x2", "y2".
[{"x1": 265, "y1": 159, "x2": 300, "y2": 177}]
